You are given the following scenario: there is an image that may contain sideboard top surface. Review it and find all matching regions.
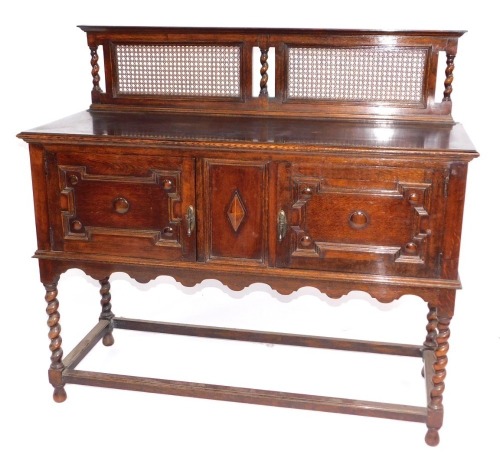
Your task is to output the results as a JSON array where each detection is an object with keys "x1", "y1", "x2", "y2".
[{"x1": 18, "y1": 110, "x2": 477, "y2": 155}]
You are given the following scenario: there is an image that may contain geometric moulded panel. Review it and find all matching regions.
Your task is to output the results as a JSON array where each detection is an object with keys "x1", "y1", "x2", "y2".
[
  {"x1": 227, "y1": 190, "x2": 246, "y2": 232},
  {"x1": 288, "y1": 47, "x2": 427, "y2": 102},
  {"x1": 116, "y1": 44, "x2": 241, "y2": 97}
]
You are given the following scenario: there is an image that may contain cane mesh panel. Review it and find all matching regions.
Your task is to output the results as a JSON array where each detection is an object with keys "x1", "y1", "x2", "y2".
[
  {"x1": 288, "y1": 47, "x2": 427, "y2": 102},
  {"x1": 116, "y1": 44, "x2": 241, "y2": 97}
]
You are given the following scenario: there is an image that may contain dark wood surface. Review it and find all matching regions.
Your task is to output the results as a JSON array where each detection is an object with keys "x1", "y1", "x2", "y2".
[
  {"x1": 17, "y1": 26, "x2": 478, "y2": 447},
  {"x1": 19, "y1": 110, "x2": 477, "y2": 153}
]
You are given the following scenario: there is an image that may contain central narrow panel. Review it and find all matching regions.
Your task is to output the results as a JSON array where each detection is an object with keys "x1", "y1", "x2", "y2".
[{"x1": 207, "y1": 161, "x2": 267, "y2": 262}]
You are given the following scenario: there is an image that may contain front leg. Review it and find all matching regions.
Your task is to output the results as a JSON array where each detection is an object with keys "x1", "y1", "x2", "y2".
[{"x1": 44, "y1": 282, "x2": 67, "y2": 403}]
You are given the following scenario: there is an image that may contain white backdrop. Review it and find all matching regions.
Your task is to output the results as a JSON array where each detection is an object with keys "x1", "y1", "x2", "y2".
[{"x1": 2, "y1": 2, "x2": 498, "y2": 467}]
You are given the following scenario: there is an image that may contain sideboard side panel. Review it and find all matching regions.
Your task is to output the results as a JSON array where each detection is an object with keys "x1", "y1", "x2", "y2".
[{"x1": 28, "y1": 144, "x2": 51, "y2": 252}]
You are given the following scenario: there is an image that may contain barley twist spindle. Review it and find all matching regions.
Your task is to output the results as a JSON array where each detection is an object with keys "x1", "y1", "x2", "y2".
[
  {"x1": 442, "y1": 54, "x2": 455, "y2": 102},
  {"x1": 90, "y1": 46, "x2": 102, "y2": 93},
  {"x1": 259, "y1": 47, "x2": 269, "y2": 97}
]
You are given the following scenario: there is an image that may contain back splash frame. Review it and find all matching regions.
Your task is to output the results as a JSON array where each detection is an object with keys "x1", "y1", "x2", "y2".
[{"x1": 79, "y1": 26, "x2": 465, "y2": 122}]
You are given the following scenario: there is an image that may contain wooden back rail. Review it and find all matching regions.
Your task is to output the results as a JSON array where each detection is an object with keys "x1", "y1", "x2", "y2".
[{"x1": 80, "y1": 26, "x2": 463, "y2": 121}]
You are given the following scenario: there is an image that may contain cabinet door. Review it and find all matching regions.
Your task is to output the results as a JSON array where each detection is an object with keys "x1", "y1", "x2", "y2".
[
  {"x1": 46, "y1": 147, "x2": 196, "y2": 261},
  {"x1": 201, "y1": 159, "x2": 268, "y2": 264},
  {"x1": 277, "y1": 163, "x2": 444, "y2": 278}
]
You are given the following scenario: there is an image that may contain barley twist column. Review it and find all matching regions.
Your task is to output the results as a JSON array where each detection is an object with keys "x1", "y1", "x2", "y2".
[
  {"x1": 99, "y1": 277, "x2": 115, "y2": 346},
  {"x1": 442, "y1": 53, "x2": 455, "y2": 102},
  {"x1": 90, "y1": 46, "x2": 103, "y2": 93},
  {"x1": 259, "y1": 47, "x2": 269, "y2": 97},
  {"x1": 44, "y1": 282, "x2": 67, "y2": 403}
]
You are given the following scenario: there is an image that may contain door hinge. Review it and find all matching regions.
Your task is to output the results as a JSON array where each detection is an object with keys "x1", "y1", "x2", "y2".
[
  {"x1": 43, "y1": 152, "x2": 50, "y2": 177},
  {"x1": 186, "y1": 205, "x2": 195, "y2": 237},
  {"x1": 443, "y1": 169, "x2": 450, "y2": 199},
  {"x1": 43, "y1": 150, "x2": 55, "y2": 178},
  {"x1": 49, "y1": 226, "x2": 55, "y2": 250}
]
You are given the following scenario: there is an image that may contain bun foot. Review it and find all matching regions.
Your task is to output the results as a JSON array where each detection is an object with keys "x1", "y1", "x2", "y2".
[
  {"x1": 53, "y1": 386, "x2": 67, "y2": 403},
  {"x1": 425, "y1": 429, "x2": 440, "y2": 446},
  {"x1": 102, "y1": 332, "x2": 115, "y2": 347}
]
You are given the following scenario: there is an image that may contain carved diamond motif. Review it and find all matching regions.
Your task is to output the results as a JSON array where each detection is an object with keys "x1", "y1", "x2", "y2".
[{"x1": 227, "y1": 191, "x2": 246, "y2": 232}]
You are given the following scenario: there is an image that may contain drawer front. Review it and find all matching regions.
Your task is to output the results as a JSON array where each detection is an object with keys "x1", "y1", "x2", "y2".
[
  {"x1": 46, "y1": 148, "x2": 196, "y2": 261},
  {"x1": 278, "y1": 163, "x2": 444, "y2": 277}
]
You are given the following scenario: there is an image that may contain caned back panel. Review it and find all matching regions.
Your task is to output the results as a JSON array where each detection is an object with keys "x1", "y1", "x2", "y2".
[
  {"x1": 115, "y1": 44, "x2": 241, "y2": 97},
  {"x1": 287, "y1": 47, "x2": 427, "y2": 103}
]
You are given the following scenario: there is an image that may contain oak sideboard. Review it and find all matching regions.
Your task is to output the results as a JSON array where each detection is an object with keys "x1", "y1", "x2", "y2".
[{"x1": 18, "y1": 26, "x2": 478, "y2": 446}]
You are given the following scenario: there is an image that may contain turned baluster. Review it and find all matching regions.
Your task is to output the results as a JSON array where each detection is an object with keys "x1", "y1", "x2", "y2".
[
  {"x1": 90, "y1": 46, "x2": 103, "y2": 93},
  {"x1": 425, "y1": 313, "x2": 451, "y2": 446},
  {"x1": 44, "y1": 282, "x2": 67, "y2": 403},
  {"x1": 99, "y1": 277, "x2": 115, "y2": 346},
  {"x1": 259, "y1": 47, "x2": 269, "y2": 97},
  {"x1": 442, "y1": 53, "x2": 455, "y2": 102}
]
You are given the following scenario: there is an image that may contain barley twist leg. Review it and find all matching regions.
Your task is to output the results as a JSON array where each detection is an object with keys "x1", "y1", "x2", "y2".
[
  {"x1": 44, "y1": 282, "x2": 67, "y2": 403},
  {"x1": 422, "y1": 305, "x2": 438, "y2": 377},
  {"x1": 425, "y1": 312, "x2": 451, "y2": 446},
  {"x1": 99, "y1": 277, "x2": 115, "y2": 346}
]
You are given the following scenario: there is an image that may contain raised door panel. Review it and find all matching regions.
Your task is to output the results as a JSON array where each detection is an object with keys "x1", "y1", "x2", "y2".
[
  {"x1": 204, "y1": 159, "x2": 268, "y2": 264},
  {"x1": 280, "y1": 163, "x2": 444, "y2": 277},
  {"x1": 46, "y1": 147, "x2": 196, "y2": 261}
]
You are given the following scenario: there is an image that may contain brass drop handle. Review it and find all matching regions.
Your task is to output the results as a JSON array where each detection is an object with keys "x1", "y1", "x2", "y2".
[
  {"x1": 277, "y1": 209, "x2": 288, "y2": 242},
  {"x1": 186, "y1": 205, "x2": 195, "y2": 237}
]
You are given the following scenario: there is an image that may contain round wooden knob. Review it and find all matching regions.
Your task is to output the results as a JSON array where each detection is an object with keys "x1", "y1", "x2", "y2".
[
  {"x1": 71, "y1": 220, "x2": 83, "y2": 231},
  {"x1": 349, "y1": 211, "x2": 368, "y2": 229},
  {"x1": 163, "y1": 179, "x2": 173, "y2": 190},
  {"x1": 302, "y1": 187, "x2": 313, "y2": 196},
  {"x1": 405, "y1": 242, "x2": 418, "y2": 254},
  {"x1": 300, "y1": 235, "x2": 313, "y2": 247},
  {"x1": 408, "y1": 192, "x2": 419, "y2": 203},
  {"x1": 69, "y1": 175, "x2": 79, "y2": 185},
  {"x1": 113, "y1": 197, "x2": 130, "y2": 214}
]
